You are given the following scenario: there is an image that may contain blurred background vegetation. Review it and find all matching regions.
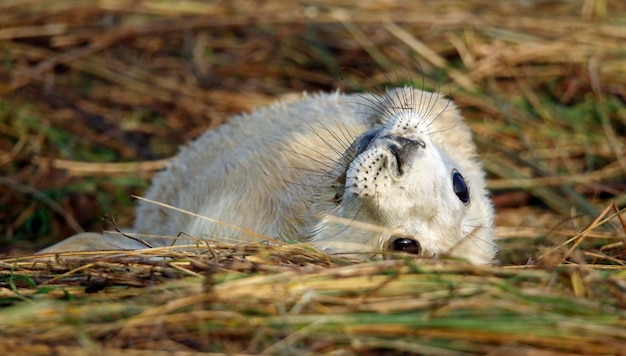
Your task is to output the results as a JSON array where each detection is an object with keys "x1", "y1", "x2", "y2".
[{"x1": 0, "y1": 0, "x2": 625, "y2": 262}]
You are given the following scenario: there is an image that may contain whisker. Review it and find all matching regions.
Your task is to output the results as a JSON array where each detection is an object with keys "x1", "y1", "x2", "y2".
[
  {"x1": 280, "y1": 147, "x2": 340, "y2": 172},
  {"x1": 317, "y1": 187, "x2": 371, "y2": 241},
  {"x1": 262, "y1": 171, "x2": 337, "y2": 190}
]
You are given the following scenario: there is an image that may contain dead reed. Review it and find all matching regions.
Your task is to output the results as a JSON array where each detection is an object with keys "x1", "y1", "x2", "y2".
[{"x1": 1, "y1": 0, "x2": 625, "y2": 353}]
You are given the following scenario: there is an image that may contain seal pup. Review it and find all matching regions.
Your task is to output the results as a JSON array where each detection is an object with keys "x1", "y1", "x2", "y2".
[{"x1": 40, "y1": 86, "x2": 496, "y2": 264}]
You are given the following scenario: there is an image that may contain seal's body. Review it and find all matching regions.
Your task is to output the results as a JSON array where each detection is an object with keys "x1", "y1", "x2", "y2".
[{"x1": 41, "y1": 87, "x2": 496, "y2": 264}]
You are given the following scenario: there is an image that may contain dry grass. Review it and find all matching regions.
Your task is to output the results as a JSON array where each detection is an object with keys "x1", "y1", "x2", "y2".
[
  {"x1": 2, "y1": 232, "x2": 626, "y2": 354},
  {"x1": 1, "y1": 0, "x2": 625, "y2": 353}
]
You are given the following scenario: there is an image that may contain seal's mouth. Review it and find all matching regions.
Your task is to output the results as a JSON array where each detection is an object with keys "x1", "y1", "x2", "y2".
[
  {"x1": 334, "y1": 128, "x2": 381, "y2": 191},
  {"x1": 353, "y1": 128, "x2": 380, "y2": 156}
]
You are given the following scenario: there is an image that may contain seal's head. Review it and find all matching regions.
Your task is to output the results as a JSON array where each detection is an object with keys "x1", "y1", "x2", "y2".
[{"x1": 310, "y1": 87, "x2": 495, "y2": 264}]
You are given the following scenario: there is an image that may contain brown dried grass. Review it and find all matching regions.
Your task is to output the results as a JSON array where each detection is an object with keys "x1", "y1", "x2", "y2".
[
  {"x1": 1, "y1": 0, "x2": 625, "y2": 353},
  {"x1": 2, "y1": 219, "x2": 625, "y2": 354}
]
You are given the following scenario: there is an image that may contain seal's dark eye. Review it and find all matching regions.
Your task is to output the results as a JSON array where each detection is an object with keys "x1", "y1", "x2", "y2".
[
  {"x1": 452, "y1": 170, "x2": 470, "y2": 204},
  {"x1": 389, "y1": 237, "x2": 421, "y2": 255}
]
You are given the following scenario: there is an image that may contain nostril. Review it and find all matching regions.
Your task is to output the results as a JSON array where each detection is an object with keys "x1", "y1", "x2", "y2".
[{"x1": 389, "y1": 236, "x2": 421, "y2": 255}]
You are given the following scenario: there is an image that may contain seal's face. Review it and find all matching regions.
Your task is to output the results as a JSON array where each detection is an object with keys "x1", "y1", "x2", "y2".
[
  {"x1": 311, "y1": 89, "x2": 495, "y2": 264},
  {"x1": 343, "y1": 110, "x2": 473, "y2": 255}
]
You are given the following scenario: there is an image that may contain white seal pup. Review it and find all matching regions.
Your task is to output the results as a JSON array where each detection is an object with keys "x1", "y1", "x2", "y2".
[{"x1": 40, "y1": 87, "x2": 496, "y2": 264}]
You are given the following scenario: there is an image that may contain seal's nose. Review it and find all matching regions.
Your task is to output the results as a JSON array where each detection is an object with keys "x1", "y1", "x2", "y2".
[{"x1": 383, "y1": 135, "x2": 426, "y2": 175}]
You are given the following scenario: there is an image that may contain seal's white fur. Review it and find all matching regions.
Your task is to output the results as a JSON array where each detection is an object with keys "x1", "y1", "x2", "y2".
[{"x1": 40, "y1": 87, "x2": 496, "y2": 264}]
